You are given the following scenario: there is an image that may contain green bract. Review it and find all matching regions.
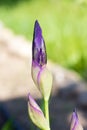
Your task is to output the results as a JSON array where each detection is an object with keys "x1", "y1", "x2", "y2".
[
  {"x1": 28, "y1": 94, "x2": 50, "y2": 130},
  {"x1": 38, "y1": 67, "x2": 53, "y2": 100}
]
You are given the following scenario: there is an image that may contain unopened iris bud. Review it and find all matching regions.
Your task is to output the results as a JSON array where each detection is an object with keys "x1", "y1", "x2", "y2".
[
  {"x1": 31, "y1": 20, "x2": 52, "y2": 100},
  {"x1": 28, "y1": 94, "x2": 50, "y2": 130},
  {"x1": 70, "y1": 109, "x2": 83, "y2": 130},
  {"x1": 32, "y1": 20, "x2": 47, "y2": 67}
]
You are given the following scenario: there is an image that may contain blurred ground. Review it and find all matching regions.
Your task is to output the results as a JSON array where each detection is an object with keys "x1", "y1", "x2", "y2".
[{"x1": 0, "y1": 25, "x2": 87, "y2": 130}]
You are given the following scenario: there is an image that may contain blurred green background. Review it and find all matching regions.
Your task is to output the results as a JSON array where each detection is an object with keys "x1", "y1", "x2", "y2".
[{"x1": 0, "y1": 0, "x2": 87, "y2": 79}]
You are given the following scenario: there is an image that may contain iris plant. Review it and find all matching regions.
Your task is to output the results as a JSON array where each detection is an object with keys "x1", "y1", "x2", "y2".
[{"x1": 28, "y1": 20, "x2": 83, "y2": 130}]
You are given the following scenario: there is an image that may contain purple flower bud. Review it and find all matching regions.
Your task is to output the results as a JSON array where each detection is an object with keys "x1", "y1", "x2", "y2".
[
  {"x1": 70, "y1": 109, "x2": 83, "y2": 130},
  {"x1": 32, "y1": 20, "x2": 47, "y2": 67},
  {"x1": 31, "y1": 20, "x2": 53, "y2": 100},
  {"x1": 28, "y1": 94, "x2": 50, "y2": 130}
]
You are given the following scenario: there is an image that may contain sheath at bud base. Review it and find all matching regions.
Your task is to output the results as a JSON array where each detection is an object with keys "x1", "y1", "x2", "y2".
[{"x1": 38, "y1": 67, "x2": 53, "y2": 101}]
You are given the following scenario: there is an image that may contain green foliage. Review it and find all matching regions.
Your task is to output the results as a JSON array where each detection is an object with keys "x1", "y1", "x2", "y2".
[
  {"x1": 0, "y1": 0, "x2": 87, "y2": 78},
  {"x1": 1, "y1": 120, "x2": 15, "y2": 130}
]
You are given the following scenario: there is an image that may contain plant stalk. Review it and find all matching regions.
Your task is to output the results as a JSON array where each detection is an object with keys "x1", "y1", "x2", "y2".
[{"x1": 44, "y1": 99, "x2": 50, "y2": 127}]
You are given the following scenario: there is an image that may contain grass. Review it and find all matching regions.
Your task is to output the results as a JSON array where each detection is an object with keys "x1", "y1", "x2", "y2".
[{"x1": 0, "y1": 0, "x2": 87, "y2": 78}]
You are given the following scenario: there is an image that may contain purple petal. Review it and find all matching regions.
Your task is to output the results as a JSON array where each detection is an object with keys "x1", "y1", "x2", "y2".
[
  {"x1": 32, "y1": 20, "x2": 47, "y2": 67},
  {"x1": 28, "y1": 93, "x2": 43, "y2": 114},
  {"x1": 71, "y1": 109, "x2": 78, "y2": 130}
]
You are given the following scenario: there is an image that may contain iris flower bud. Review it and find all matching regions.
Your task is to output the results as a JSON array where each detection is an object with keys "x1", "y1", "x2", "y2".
[
  {"x1": 32, "y1": 20, "x2": 47, "y2": 67},
  {"x1": 70, "y1": 109, "x2": 83, "y2": 130},
  {"x1": 31, "y1": 20, "x2": 52, "y2": 100},
  {"x1": 28, "y1": 94, "x2": 50, "y2": 130}
]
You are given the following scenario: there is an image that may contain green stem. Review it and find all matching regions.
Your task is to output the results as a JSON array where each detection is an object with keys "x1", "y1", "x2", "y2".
[{"x1": 44, "y1": 99, "x2": 50, "y2": 127}]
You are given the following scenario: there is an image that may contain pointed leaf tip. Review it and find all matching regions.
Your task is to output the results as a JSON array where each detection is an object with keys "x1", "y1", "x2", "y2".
[{"x1": 28, "y1": 93, "x2": 42, "y2": 113}]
